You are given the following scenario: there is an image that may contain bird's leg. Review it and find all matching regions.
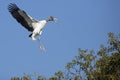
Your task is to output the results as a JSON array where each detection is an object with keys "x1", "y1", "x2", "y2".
[
  {"x1": 39, "y1": 30, "x2": 42, "y2": 36},
  {"x1": 37, "y1": 36, "x2": 46, "y2": 52},
  {"x1": 31, "y1": 32, "x2": 37, "y2": 40}
]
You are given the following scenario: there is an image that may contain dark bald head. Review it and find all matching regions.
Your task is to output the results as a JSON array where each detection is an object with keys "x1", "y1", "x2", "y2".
[{"x1": 46, "y1": 16, "x2": 56, "y2": 22}]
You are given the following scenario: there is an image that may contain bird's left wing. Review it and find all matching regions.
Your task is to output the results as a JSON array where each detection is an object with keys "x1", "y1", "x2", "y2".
[{"x1": 8, "y1": 3, "x2": 37, "y2": 32}]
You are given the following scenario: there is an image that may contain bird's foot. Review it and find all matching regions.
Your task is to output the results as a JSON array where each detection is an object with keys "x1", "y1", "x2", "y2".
[
  {"x1": 39, "y1": 45, "x2": 46, "y2": 53},
  {"x1": 31, "y1": 37, "x2": 36, "y2": 40}
]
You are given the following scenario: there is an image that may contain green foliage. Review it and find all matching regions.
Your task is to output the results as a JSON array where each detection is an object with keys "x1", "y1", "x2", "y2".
[
  {"x1": 92, "y1": 32, "x2": 120, "y2": 80},
  {"x1": 54, "y1": 71, "x2": 64, "y2": 79},
  {"x1": 49, "y1": 77, "x2": 57, "y2": 80},
  {"x1": 37, "y1": 76, "x2": 46, "y2": 80},
  {"x1": 64, "y1": 32, "x2": 120, "y2": 80},
  {"x1": 10, "y1": 32, "x2": 120, "y2": 80},
  {"x1": 11, "y1": 77, "x2": 21, "y2": 80},
  {"x1": 108, "y1": 32, "x2": 120, "y2": 53},
  {"x1": 65, "y1": 49, "x2": 95, "y2": 80},
  {"x1": 104, "y1": 53, "x2": 120, "y2": 80}
]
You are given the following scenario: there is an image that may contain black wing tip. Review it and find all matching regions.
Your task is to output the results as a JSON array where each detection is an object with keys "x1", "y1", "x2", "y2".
[
  {"x1": 8, "y1": 3, "x2": 17, "y2": 7},
  {"x1": 8, "y1": 3, "x2": 20, "y2": 13}
]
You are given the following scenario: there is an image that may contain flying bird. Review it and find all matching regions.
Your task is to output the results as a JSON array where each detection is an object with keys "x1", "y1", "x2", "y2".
[{"x1": 8, "y1": 3, "x2": 57, "y2": 40}]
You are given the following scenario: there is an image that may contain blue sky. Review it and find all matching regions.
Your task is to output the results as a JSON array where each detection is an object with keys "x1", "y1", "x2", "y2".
[{"x1": 0, "y1": 0, "x2": 120, "y2": 79}]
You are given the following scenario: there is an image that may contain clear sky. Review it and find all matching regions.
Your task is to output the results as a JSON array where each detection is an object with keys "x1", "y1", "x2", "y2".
[{"x1": 0, "y1": 0, "x2": 120, "y2": 79}]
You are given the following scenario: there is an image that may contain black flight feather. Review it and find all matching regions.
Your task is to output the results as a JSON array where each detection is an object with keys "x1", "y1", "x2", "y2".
[{"x1": 8, "y1": 3, "x2": 34, "y2": 31}]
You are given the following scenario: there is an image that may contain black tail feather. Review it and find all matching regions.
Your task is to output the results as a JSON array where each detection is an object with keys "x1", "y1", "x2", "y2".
[{"x1": 29, "y1": 33, "x2": 32, "y2": 37}]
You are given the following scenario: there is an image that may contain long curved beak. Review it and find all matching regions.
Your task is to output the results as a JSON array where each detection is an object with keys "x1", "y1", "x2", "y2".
[{"x1": 53, "y1": 17, "x2": 60, "y2": 27}]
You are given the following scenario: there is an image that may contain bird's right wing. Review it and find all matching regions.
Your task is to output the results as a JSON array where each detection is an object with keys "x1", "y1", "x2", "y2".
[{"x1": 8, "y1": 3, "x2": 37, "y2": 32}]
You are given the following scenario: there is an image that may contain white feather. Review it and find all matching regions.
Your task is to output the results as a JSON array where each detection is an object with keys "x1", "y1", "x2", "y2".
[{"x1": 31, "y1": 20, "x2": 47, "y2": 40}]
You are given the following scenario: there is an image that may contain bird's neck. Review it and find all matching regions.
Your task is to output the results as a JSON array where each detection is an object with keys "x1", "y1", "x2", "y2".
[
  {"x1": 39, "y1": 20, "x2": 47, "y2": 26},
  {"x1": 46, "y1": 18, "x2": 52, "y2": 22},
  {"x1": 46, "y1": 18, "x2": 49, "y2": 22}
]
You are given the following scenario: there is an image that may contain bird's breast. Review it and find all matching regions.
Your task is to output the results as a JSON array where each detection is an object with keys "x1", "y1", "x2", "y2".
[{"x1": 32, "y1": 20, "x2": 47, "y2": 30}]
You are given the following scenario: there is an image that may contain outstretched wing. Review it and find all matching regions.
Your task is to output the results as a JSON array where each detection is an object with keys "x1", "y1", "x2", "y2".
[{"x1": 8, "y1": 3, "x2": 36, "y2": 32}]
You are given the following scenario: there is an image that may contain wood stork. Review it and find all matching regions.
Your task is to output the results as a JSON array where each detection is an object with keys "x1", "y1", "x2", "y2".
[{"x1": 8, "y1": 3, "x2": 57, "y2": 40}]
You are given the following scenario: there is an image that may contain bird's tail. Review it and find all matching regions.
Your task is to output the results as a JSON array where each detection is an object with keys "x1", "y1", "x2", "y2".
[
  {"x1": 29, "y1": 33, "x2": 36, "y2": 40},
  {"x1": 29, "y1": 33, "x2": 32, "y2": 37}
]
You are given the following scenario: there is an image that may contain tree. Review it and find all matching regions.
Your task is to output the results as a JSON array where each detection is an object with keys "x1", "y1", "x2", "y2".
[
  {"x1": 10, "y1": 32, "x2": 120, "y2": 80},
  {"x1": 100, "y1": 32, "x2": 120, "y2": 79},
  {"x1": 65, "y1": 49, "x2": 96, "y2": 80},
  {"x1": 64, "y1": 32, "x2": 120, "y2": 80},
  {"x1": 91, "y1": 32, "x2": 120, "y2": 80}
]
